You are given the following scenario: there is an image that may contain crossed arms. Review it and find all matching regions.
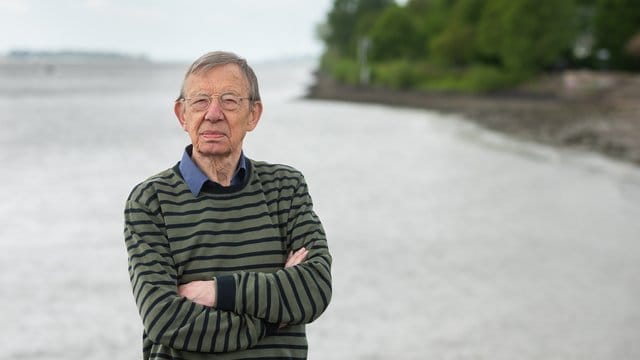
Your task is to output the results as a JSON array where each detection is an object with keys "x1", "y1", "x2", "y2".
[
  {"x1": 178, "y1": 247, "x2": 310, "y2": 308},
  {"x1": 124, "y1": 179, "x2": 332, "y2": 353}
]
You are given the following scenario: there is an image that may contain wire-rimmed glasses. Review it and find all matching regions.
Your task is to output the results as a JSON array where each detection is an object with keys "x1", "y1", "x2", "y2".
[{"x1": 181, "y1": 93, "x2": 251, "y2": 112}]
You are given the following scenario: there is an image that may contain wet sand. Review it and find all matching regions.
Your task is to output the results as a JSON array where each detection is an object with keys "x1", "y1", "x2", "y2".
[{"x1": 306, "y1": 70, "x2": 640, "y2": 166}]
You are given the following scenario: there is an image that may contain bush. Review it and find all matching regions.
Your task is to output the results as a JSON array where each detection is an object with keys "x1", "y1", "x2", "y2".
[
  {"x1": 368, "y1": 60, "x2": 526, "y2": 92},
  {"x1": 417, "y1": 65, "x2": 528, "y2": 92},
  {"x1": 460, "y1": 65, "x2": 528, "y2": 91},
  {"x1": 332, "y1": 59, "x2": 361, "y2": 85},
  {"x1": 372, "y1": 60, "x2": 432, "y2": 89},
  {"x1": 321, "y1": 52, "x2": 361, "y2": 85}
]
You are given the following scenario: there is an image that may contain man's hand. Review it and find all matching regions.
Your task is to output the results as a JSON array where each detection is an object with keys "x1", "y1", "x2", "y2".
[
  {"x1": 178, "y1": 280, "x2": 216, "y2": 307},
  {"x1": 285, "y1": 247, "x2": 308, "y2": 268},
  {"x1": 278, "y1": 247, "x2": 309, "y2": 329}
]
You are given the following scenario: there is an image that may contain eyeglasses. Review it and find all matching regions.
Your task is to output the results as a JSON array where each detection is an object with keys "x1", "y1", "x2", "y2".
[{"x1": 181, "y1": 93, "x2": 251, "y2": 112}]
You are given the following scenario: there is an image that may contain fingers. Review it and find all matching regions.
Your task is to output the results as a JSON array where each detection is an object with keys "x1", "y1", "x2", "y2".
[
  {"x1": 177, "y1": 280, "x2": 216, "y2": 307},
  {"x1": 285, "y1": 247, "x2": 308, "y2": 268},
  {"x1": 177, "y1": 283, "x2": 192, "y2": 298}
]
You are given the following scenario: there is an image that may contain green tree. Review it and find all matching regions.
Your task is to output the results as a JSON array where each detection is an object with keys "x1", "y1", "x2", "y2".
[
  {"x1": 593, "y1": 0, "x2": 640, "y2": 70},
  {"x1": 429, "y1": 0, "x2": 486, "y2": 66},
  {"x1": 476, "y1": 0, "x2": 577, "y2": 72},
  {"x1": 407, "y1": 0, "x2": 457, "y2": 57},
  {"x1": 367, "y1": 5, "x2": 422, "y2": 61},
  {"x1": 322, "y1": 0, "x2": 393, "y2": 57}
]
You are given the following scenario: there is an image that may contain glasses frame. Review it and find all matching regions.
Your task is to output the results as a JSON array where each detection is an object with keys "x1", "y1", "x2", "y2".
[{"x1": 180, "y1": 92, "x2": 252, "y2": 112}]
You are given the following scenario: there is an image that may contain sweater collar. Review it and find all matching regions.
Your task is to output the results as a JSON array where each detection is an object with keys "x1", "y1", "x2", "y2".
[{"x1": 179, "y1": 145, "x2": 247, "y2": 196}]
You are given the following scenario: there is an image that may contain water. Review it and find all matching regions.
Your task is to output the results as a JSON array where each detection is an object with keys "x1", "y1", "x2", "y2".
[{"x1": 1, "y1": 59, "x2": 639, "y2": 360}]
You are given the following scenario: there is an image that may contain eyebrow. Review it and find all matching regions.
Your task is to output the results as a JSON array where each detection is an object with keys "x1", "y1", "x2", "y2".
[{"x1": 189, "y1": 89, "x2": 242, "y2": 97}]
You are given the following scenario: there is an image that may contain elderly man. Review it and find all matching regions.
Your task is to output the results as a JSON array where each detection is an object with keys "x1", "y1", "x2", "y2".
[{"x1": 124, "y1": 51, "x2": 332, "y2": 359}]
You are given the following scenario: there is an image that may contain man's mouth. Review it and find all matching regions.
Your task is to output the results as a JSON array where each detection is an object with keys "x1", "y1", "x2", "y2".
[{"x1": 200, "y1": 130, "x2": 226, "y2": 139}]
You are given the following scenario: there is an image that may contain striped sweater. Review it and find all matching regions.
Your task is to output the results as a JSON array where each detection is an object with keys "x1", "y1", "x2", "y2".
[{"x1": 124, "y1": 159, "x2": 332, "y2": 359}]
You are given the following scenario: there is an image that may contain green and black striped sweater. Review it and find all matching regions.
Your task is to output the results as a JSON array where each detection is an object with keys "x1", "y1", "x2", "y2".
[{"x1": 124, "y1": 159, "x2": 332, "y2": 359}]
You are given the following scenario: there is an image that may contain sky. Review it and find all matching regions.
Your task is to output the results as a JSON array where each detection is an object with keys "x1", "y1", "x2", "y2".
[{"x1": 0, "y1": 0, "x2": 334, "y2": 62}]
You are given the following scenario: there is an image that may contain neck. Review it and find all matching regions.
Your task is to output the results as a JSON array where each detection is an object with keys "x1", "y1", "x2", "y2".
[{"x1": 192, "y1": 151, "x2": 241, "y2": 187}]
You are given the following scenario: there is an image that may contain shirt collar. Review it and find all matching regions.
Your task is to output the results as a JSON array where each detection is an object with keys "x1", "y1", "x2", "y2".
[{"x1": 179, "y1": 145, "x2": 248, "y2": 196}]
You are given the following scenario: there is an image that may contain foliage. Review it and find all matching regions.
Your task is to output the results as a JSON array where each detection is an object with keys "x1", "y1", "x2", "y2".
[
  {"x1": 320, "y1": 50, "x2": 361, "y2": 85},
  {"x1": 428, "y1": 0, "x2": 485, "y2": 66},
  {"x1": 368, "y1": 5, "x2": 422, "y2": 61},
  {"x1": 372, "y1": 60, "x2": 527, "y2": 92},
  {"x1": 317, "y1": 0, "x2": 640, "y2": 93},
  {"x1": 442, "y1": 65, "x2": 529, "y2": 92},
  {"x1": 322, "y1": 0, "x2": 393, "y2": 57},
  {"x1": 406, "y1": 0, "x2": 458, "y2": 58},
  {"x1": 372, "y1": 60, "x2": 434, "y2": 89},
  {"x1": 476, "y1": 0, "x2": 577, "y2": 72},
  {"x1": 593, "y1": 0, "x2": 640, "y2": 70}
]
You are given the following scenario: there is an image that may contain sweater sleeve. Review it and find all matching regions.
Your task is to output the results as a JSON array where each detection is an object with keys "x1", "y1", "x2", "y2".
[
  {"x1": 124, "y1": 189, "x2": 268, "y2": 353},
  {"x1": 216, "y1": 175, "x2": 333, "y2": 325}
]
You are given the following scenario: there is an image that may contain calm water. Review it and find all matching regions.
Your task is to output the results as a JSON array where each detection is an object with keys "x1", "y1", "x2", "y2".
[{"x1": 1, "y1": 59, "x2": 639, "y2": 360}]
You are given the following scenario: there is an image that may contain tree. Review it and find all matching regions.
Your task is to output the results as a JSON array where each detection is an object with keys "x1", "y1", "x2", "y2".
[
  {"x1": 367, "y1": 5, "x2": 422, "y2": 61},
  {"x1": 407, "y1": 0, "x2": 457, "y2": 57},
  {"x1": 594, "y1": 0, "x2": 640, "y2": 70},
  {"x1": 429, "y1": 0, "x2": 486, "y2": 66},
  {"x1": 322, "y1": 0, "x2": 393, "y2": 57},
  {"x1": 476, "y1": 0, "x2": 577, "y2": 73}
]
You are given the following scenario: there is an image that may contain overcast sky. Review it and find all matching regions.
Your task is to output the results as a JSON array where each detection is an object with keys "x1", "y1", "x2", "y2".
[{"x1": 0, "y1": 0, "x2": 334, "y2": 62}]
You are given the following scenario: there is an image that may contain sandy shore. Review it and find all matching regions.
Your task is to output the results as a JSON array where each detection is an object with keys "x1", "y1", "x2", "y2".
[{"x1": 306, "y1": 70, "x2": 640, "y2": 166}]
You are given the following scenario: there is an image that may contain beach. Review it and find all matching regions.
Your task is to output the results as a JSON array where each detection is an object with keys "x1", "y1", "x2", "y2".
[{"x1": 306, "y1": 70, "x2": 640, "y2": 167}]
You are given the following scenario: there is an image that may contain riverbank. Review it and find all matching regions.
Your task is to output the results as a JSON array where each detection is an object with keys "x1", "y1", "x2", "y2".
[{"x1": 306, "y1": 70, "x2": 640, "y2": 166}]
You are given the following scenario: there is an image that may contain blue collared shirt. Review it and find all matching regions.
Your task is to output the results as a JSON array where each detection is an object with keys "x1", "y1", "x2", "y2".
[{"x1": 179, "y1": 146, "x2": 248, "y2": 196}]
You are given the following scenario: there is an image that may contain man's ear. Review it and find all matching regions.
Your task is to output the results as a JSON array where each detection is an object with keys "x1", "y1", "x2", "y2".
[
  {"x1": 174, "y1": 101, "x2": 187, "y2": 130},
  {"x1": 247, "y1": 101, "x2": 263, "y2": 131}
]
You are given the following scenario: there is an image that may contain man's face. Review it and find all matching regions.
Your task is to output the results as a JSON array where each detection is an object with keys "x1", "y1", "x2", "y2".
[{"x1": 175, "y1": 63, "x2": 262, "y2": 159}]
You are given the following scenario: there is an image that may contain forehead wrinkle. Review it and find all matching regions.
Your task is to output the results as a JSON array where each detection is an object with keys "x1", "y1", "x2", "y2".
[{"x1": 185, "y1": 65, "x2": 250, "y2": 97}]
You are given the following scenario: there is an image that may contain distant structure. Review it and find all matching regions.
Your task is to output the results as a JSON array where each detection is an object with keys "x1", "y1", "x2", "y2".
[
  {"x1": 357, "y1": 37, "x2": 371, "y2": 86},
  {"x1": 0, "y1": 50, "x2": 150, "y2": 64}
]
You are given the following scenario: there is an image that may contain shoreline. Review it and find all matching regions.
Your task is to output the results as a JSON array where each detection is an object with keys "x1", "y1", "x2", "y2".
[{"x1": 305, "y1": 71, "x2": 640, "y2": 167}]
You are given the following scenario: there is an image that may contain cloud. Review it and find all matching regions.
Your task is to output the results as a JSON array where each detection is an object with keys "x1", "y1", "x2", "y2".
[
  {"x1": 85, "y1": 0, "x2": 107, "y2": 9},
  {"x1": 0, "y1": 0, "x2": 29, "y2": 14},
  {"x1": 0, "y1": 0, "x2": 331, "y2": 62},
  {"x1": 84, "y1": 0, "x2": 170, "y2": 22}
]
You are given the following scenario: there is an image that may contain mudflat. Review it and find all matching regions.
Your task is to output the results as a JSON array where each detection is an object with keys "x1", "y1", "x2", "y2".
[{"x1": 307, "y1": 70, "x2": 640, "y2": 166}]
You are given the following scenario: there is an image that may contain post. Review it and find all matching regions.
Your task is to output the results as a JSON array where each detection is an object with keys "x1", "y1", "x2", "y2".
[{"x1": 358, "y1": 37, "x2": 371, "y2": 86}]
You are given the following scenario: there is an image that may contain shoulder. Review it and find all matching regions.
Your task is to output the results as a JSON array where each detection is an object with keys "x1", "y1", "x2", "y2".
[
  {"x1": 126, "y1": 166, "x2": 181, "y2": 205},
  {"x1": 250, "y1": 159, "x2": 306, "y2": 182}
]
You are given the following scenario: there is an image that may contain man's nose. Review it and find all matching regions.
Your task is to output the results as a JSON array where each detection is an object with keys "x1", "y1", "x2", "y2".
[{"x1": 204, "y1": 98, "x2": 224, "y2": 121}]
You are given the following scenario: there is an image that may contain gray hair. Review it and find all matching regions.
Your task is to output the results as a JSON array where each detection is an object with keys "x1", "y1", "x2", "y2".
[{"x1": 177, "y1": 51, "x2": 261, "y2": 103}]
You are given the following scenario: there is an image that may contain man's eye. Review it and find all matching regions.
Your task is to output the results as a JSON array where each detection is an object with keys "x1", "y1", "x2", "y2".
[
  {"x1": 222, "y1": 96, "x2": 239, "y2": 105},
  {"x1": 192, "y1": 98, "x2": 209, "y2": 107}
]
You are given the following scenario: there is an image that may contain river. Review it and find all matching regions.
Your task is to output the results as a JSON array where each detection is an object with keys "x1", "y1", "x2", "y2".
[{"x1": 1, "y1": 59, "x2": 639, "y2": 359}]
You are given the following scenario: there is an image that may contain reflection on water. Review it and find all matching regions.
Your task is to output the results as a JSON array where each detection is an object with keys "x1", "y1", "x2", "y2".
[{"x1": 1, "y1": 60, "x2": 639, "y2": 360}]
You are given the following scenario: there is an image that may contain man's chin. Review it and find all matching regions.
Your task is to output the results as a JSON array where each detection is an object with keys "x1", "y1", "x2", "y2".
[{"x1": 194, "y1": 145, "x2": 232, "y2": 158}]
